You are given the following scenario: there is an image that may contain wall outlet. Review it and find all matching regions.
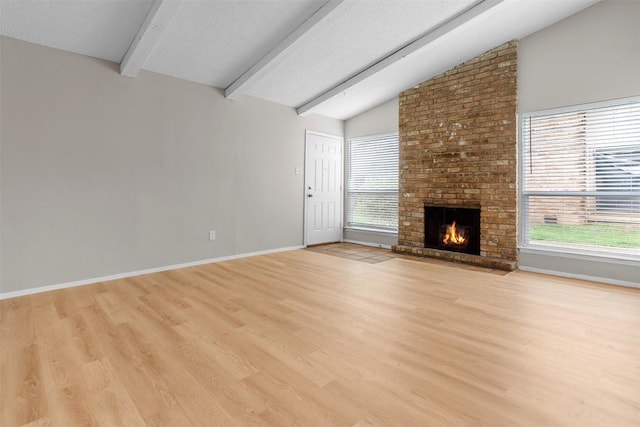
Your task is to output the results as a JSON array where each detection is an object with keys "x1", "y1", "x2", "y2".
[{"x1": 209, "y1": 230, "x2": 216, "y2": 241}]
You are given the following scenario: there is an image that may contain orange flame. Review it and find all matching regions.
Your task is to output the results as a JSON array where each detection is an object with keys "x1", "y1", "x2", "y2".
[{"x1": 443, "y1": 221, "x2": 466, "y2": 245}]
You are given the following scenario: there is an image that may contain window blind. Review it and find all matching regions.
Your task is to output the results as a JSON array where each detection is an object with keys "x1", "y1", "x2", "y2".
[
  {"x1": 521, "y1": 99, "x2": 640, "y2": 255},
  {"x1": 347, "y1": 133, "x2": 399, "y2": 230}
]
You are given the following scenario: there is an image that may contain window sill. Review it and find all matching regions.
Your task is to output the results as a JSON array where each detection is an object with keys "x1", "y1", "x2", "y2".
[
  {"x1": 518, "y1": 243, "x2": 640, "y2": 264},
  {"x1": 344, "y1": 226, "x2": 398, "y2": 235}
]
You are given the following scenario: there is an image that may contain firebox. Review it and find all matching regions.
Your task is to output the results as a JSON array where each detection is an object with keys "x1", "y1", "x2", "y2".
[{"x1": 424, "y1": 205, "x2": 480, "y2": 255}]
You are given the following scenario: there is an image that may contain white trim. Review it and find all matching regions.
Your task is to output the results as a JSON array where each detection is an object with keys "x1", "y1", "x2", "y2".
[
  {"x1": 517, "y1": 108, "x2": 525, "y2": 247},
  {"x1": 305, "y1": 129, "x2": 345, "y2": 140},
  {"x1": 519, "y1": 245, "x2": 640, "y2": 264},
  {"x1": 522, "y1": 95, "x2": 640, "y2": 119},
  {"x1": 348, "y1": 131, "x2": 399, "y2": 143},
  {"x1": 342, "y1": 239, "x2": 392, "y2": 249},
  {"x1": 304, "y1": 132, "x2": 309, "y2": 247},
  {"x1": 343, "y1": 226, "x2": 398, "y2": 235},
  {"x1": 0, "y1": 246, "x2": 303, "y2": 301},
  {"x1": 517, "y1": 265, "x2": 639, "y2": 289}
]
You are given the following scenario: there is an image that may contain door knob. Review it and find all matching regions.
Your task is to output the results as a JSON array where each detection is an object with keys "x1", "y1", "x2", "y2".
[{"x1": 308, "y1": 194, "x2": 313, "y2": 198}]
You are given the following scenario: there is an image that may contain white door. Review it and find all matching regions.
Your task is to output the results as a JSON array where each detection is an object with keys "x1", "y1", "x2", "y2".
[{"x1": 305, "y1": 131, "x2": 343, "y2": 246}]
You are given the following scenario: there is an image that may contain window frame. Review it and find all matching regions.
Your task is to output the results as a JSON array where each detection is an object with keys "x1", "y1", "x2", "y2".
[
  {"x1": 345, "y1": 132, "x2": 399, "y2": 233},
  {"x1": 518, "y1": 96, "x2": 640, "y2": 261}
]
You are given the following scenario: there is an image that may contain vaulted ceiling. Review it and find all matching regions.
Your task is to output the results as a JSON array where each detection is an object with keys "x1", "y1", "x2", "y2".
[{"x1": 1, "y1": 0, "x2": 599, "y2": 120}]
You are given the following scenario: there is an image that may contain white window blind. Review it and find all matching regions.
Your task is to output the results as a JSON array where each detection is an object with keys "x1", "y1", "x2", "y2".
[
  {"x1": 347, "y1": 133, "x2": 399, "y2": 231},
  {"x1": 521, "y1": 98, "x2": 640, "y2": 257}
]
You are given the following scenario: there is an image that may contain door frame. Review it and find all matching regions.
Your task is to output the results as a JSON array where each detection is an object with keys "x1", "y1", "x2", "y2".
[{"x1": 303, "y1": 130, "x2": 344, "y2": 247}]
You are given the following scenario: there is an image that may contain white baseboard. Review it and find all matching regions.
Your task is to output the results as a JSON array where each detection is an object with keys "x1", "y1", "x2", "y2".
[
  {"x1": 517, "y1": 265, "x2": 639, "y2": 289},
  {"x1": 0, "y1": 245, "x2": 304, "y2": 300},
  {"x1": 342, "y1": 239, "x2": 392, "y2": 249}
]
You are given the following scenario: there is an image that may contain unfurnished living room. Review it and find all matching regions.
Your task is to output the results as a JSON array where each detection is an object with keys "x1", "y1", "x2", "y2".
[{"x1": 1, "y1": 0, "x2": 639, "y2": 425}]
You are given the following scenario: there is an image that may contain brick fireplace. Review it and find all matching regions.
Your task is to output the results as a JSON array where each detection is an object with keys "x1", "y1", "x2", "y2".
[{"x1": 392, "y1": 41, "x2": 518, "y2": 270}]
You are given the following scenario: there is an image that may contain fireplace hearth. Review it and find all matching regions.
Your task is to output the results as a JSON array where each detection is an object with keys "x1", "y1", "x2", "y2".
[{"x1": 424, "y1": 205, "x2": 480, "y2": 255}]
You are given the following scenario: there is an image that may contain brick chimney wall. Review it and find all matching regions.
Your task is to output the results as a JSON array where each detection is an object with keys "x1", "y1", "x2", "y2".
[{"x1": 396, "y1": 41, "x2": 518, "y2": 266}]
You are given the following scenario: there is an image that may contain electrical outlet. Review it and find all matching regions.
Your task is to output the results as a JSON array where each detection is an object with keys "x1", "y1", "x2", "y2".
[{"x1": 209, "y1": 230, "x2": 216, "y2": 241}]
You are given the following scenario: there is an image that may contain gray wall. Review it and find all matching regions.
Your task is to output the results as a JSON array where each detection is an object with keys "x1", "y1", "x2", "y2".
[
  {"x1": 343, "y1": 97, "x2": 399, "y2": 247},
  {"x1": 518, "y1": 0, "x2": 640, "y2": 286},
  {"x1": 519, "y1": 0, "x2": 640, "y2": 113},
  {"x1": 344, "y1": 97, "x2": 399, "y2": 140},
  {"x1": 0, "y1": 36, "x2": 343, "y2": 293}
]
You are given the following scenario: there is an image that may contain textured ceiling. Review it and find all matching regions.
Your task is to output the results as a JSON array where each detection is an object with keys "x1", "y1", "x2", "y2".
[
  {"x1": 0, "y1": 0, "x2": 154, "y2": 62},
  {"x1": 0, "y1": 0, "x2": 600, "y2": 120},
  {"x1": 309, "y1": 0, "x2": 604, "y2": 119},
  {"x1": 143, "y1": 0, "x2": 326, "y2": 88},
  {"x1": 245, "y1": 0, "x2": 478, "y2": 107}
]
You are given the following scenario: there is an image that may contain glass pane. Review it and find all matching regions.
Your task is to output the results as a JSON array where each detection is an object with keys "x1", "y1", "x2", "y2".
[
  {"x1": 348, "y1": 192, "x2": 398, "y2": 230},
  {"x1": 525, "y1": 195, "x2": 640, "y2": 253}
]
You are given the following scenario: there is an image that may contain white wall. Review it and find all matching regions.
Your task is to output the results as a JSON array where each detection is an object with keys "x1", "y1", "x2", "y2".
[
  {"x1": 0, "y1": 36, "x2": 343, "y2": 294},
  {"x1": 343, "y1": 97, "x2": 399, "y2": 247},
  {"x1": 518, "y1": 0, "x2": 640, "y2": 287}
]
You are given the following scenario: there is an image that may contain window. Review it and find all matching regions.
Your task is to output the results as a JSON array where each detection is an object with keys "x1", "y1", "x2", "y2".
[
  {"x1": 347, "y1": 133, "x2": 399, "y2": 231},
  {"x1": 521, "y1": 98, "x2": 640, "y2": 256}
]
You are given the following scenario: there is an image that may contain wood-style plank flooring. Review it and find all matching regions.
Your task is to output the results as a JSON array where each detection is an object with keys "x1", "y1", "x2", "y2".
[{"x1": 1, "y1": 247, "x2": 639, "y2": 426}]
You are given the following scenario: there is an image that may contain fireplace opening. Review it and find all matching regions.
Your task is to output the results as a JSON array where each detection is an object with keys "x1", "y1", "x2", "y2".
[{"x1": 424, "y1": 205, "x2": 480, "y2": 255}]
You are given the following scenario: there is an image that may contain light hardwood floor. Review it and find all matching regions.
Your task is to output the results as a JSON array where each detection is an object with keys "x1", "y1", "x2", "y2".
[{"x1": 1, "y1": 248, "x2": 639, "y2": 426}]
